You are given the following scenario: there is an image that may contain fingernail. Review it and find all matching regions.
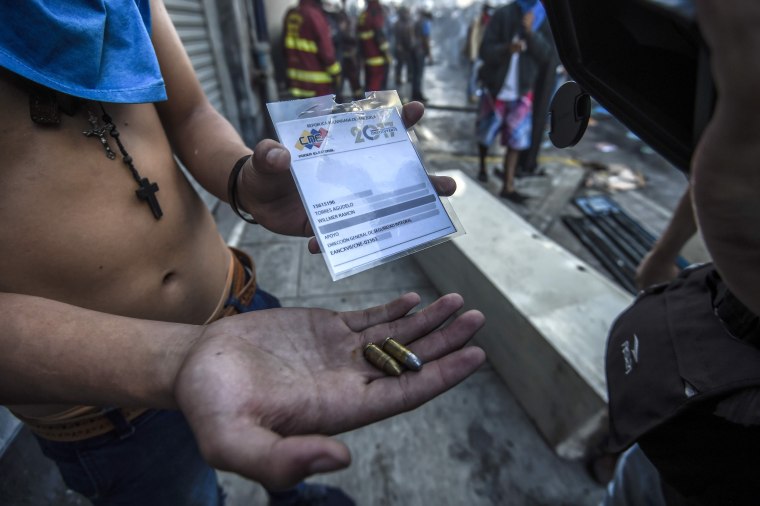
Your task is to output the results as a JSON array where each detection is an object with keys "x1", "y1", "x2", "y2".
[
  {"x1": 266, "y1": 147, "x2": 286, "y2": 164},
  {"x1": 308, "y1": 457, "x2": 344, "y2": 474}
]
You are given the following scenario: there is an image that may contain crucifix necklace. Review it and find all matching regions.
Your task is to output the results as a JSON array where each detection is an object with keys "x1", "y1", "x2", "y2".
[{"x1": 83, "y1": 105, "x2": 163, "y2": 219}]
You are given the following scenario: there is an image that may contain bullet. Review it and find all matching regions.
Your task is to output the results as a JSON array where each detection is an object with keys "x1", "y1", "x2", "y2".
[
  {"x1": 382, "y1": 337, "x2": 423, "y2": 371},
  {"x1": 364, "y1": 343, "x2": 404, "y2": 376}
]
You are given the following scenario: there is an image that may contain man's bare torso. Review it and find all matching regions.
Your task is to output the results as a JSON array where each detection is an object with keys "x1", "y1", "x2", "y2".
[{"x1": 0, "y1": 69, "x2": 232, "y2": 416}]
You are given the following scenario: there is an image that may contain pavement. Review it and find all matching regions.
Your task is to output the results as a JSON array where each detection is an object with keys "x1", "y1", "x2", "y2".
[{"x1": 0, "y1": 7, "x2": 708, "y2": 506}]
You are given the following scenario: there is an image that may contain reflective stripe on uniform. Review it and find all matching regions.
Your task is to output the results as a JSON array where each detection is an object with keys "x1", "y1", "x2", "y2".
[
  {"x1": 290, "y1": 87, "x2": 317, "y2": 98},
  {"x1": 287, "y1": 68, "x2": 333, "y2": 84},
  {"x1": 326, "y1": 61, "x2": 342, "y2": 76},
  {"x1": 359, "y1": 30, "x2": 374, "y2": 40},
  {"x1": 365, "y1": 56, "x2": 386, "y2": 66},
  {"x1": 284, "y1": 36, "x2": 318, "y2": 53}
]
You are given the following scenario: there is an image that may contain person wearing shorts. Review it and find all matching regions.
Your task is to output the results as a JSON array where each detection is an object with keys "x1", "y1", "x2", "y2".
[
  {"x1": 476, "y1": 90, "x2": 534, "y2": 200},
  {"x1": 476, "y1": 0, "x2": 554, "y2": 203}
]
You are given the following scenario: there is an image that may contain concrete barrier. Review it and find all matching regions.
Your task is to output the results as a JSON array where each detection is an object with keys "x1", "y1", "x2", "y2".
[{"x1": 414, "y1": 170, "x2": 633, "y2": 458}]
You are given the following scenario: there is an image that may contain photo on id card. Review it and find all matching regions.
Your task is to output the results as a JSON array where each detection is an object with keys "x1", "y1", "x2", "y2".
[{"x1": 267, "y1": 91, "x2": 464, "y2": 281}]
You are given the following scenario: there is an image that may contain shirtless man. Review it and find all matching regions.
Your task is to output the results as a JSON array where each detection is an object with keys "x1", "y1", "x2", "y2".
[{"x1": 0, "y1": 1, "x2": 486, "y2": 503}]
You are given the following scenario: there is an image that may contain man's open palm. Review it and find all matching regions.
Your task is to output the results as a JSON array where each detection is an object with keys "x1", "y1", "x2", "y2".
[{"x1": 174, "y1": 293, "x2": 486, "y2": 489}]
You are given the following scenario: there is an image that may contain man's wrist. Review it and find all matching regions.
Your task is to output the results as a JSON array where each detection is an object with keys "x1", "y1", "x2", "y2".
[
  {"x1": 108, "y1": 319, "x2": 206, "y2": 410},
  {"x1": 227, "y1": 154, "x2": 258, "y2": 224},
  {"x1": 162, "y1": 323, "x2": 206, "y2": 409},
  {"x1": 646, "y1": 243, "x2": 679, "y2": 264}
]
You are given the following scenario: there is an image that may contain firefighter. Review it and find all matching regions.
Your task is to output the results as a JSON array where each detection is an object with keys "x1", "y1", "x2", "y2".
[
  {"x1": 283, "y1": 0, "x2": 342, "y2": 98},
  {"x1": 358, "y1": 0, "x2": 390, "y2": 92}
]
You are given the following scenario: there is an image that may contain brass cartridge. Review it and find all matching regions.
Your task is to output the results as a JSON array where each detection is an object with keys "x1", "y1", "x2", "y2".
[
  {"x1": 382, "y1": 337, "x2": 423, "y2": 371},
  {"x1": 364, "y1": 343, "x2": 404, "y2": 376}
]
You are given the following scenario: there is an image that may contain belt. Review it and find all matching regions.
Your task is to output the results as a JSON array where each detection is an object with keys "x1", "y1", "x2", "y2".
[
  {"x1": 215, "y1": 246, "x2": 257, "y2": 321},
  {"x1": 17, "y1": 407, "x2": 149, "y2": 442},
  {"x1": 18, "y1": 247, "x2": 257, "y2": 442}
]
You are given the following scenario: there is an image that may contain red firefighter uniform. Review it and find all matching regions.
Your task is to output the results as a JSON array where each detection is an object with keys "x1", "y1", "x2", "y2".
[
  {"x1": 358, "y1": 0, "x2": 389, "y2": 91},
  {"x1": 284, "y1": 0, "x2": 342, "y2": 98}
]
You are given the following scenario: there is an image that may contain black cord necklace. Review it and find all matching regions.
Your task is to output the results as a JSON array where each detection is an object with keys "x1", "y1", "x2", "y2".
[{"x1": 83, "y1": 105, "x2": 163, "y2": 219}]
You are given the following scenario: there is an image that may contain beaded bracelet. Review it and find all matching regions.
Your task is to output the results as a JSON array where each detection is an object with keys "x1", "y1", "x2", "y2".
[{"x1": 227, "y1": 154, "x2": 258, "y2": 224}]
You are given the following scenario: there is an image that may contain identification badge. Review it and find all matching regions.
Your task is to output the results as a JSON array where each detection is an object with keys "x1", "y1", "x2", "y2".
[{"x1": 268, "y1": 92, "x2": 463, "y2": 280}]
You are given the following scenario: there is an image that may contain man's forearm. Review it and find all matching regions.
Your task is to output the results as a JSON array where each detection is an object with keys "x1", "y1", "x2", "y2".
[
  {"x1": 150, "y1": 0, "x2": 251, "y2": 202},
  {"x1": 649, "y1": 186, "x2": 697, "y2": 262},
  {"x1": 162, "y1": 102, "x2": 251, "y2": 201},
  {"x1": 0, "y1": 292, "x2": 200, "y2": 407}
]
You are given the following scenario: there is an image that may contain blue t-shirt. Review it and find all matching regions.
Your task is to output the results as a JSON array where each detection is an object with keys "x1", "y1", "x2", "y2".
[{"x1": 0, "y1": 0, "x2": 167, "y2": 103}]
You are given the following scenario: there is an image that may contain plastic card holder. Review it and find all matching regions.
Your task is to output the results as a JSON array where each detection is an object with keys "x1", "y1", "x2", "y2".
[{"x1": 267, "y1": 91, "x2": 464, "y2": 281}]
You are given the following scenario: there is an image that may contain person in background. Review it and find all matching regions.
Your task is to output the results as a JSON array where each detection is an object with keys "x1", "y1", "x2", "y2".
[
  {"x1": 409, "y1": 9, "x2": 433, "y2": 103},
  {"x1": 334, "y1": 0, "x2": 363, "y2": 101},
  {"x1": 283, "y1": 0, "x2": 342, "y2": 98},
  {"x1": 418, "y1": 9, "x2": 434, "y2": 66},
  {"x1": 465, "y1": 3, "x2": 493, "y2": 103},
  {"x1": 516, "y1": 35, "x2": 560, "y2": 177},
  {"x1": 358, "y1": 0, "x2": 390, "y2": 92},
  {"x1": 475, "y1": 0, "x2": 553, "y2": 202},
  {"x1": 393, "y1": 6, "x2": 414, "y2": 91}
]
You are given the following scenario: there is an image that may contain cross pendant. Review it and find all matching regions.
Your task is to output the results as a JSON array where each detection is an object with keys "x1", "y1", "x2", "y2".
[
  {"x1": 135, "y1": 177, "x2": 163, "y2": 219},
  {"x1": 83, "y1": 112, "x2": 116, "y2": 159}
]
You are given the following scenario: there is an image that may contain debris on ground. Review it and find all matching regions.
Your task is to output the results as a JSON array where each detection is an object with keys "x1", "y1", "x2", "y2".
[
  {"x1": 581, "y1": 161, "x2": 646, "y2": 192},
  {"x1": 594, "y1": 142, "x2": 618, "y2": 153}
]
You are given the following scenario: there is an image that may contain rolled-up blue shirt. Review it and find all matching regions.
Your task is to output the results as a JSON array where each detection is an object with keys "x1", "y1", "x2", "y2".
[{"x1": 0, "y1": 0, "x2": 167, "y2": 103}]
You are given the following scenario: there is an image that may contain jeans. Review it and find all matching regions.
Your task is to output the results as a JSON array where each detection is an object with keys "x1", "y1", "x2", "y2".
[
  {"x1": 36, "y1": 287, "x2": 281, "y2": 506},
  {"x1": 600, "y1": 444, "x2": 666, "y2": 506}
]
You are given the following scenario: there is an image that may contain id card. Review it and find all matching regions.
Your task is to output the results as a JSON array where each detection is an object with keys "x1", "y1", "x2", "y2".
[{"x1": 269, "y1": 93, "x2": 462, "y2": 280}]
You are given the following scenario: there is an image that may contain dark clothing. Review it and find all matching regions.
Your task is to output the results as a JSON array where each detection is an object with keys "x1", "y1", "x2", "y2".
[
  {"x1": 394, "y1": 13, "x2": 427, "y2": 101},
  {"x1": 478, "y1": 3, "x2": 553, "y2": 99},
  {"x1": 410, "y1": 16, "x2": 429, "y2": 101},
  {"x1": 36, "y1": 410, "x2": 225, "y2": 506},
  {"x1": 606, "y1": 263, "x2": 760, "y2": 504},
  {"x1": 393, "y1": 15, "x2": 414, "y2": 86},
  {"x1": 332, "y1": 8, "x2": 361, "y2": 99},
  {"x1": 518, "y1": 44, "x2": 560, "y2": 173},
  {"x1": 639, "y1": 400, "x2": 760, "y2": 505},
  {"x1": 393, "y1": 16, "x2": 415, "y2": 60},
  {"x1": 409, "y1": 48, "x2": 426, "y2": 102}
]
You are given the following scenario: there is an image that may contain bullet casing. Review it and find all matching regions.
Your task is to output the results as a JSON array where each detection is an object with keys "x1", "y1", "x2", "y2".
[
  {"x1": 364, "y1": 343, "x2": 404, "y2": 376},
  {"x1": 382, "y1": 337, "x2": 423, "y2": 371}
]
